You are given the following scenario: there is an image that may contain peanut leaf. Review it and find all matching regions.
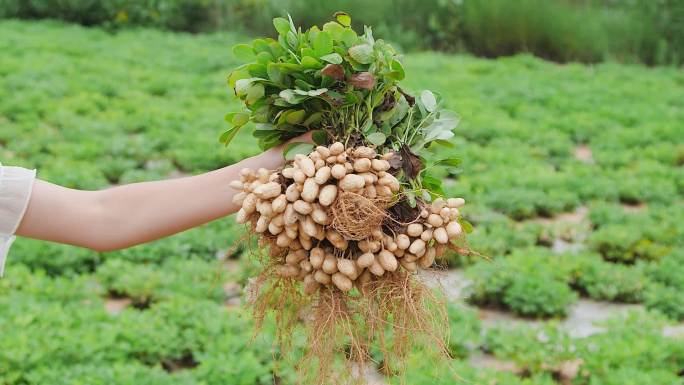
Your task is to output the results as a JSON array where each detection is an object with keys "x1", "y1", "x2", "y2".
[
  {"x1": 334, "y1": 11, "x2": 351, "y2": 27},
  {"x1": 434, "y1": 157, "x2": 462, "y2": 167},
  {"x1": 348, "y1": 44, "x2": 374, "y2": 64},
  {"x1": 273, "y1": 17, "x2": 290, "y2": 35},
  {"x1": 219, "y1": 125, "x2": 242, "y2": 146},
  {"x1": 313, "y1": 31, "x2": 333, "y2": 57},
  {"x1": 420, "y1": 90, "x2": 437, "y2": 112},
  {"x1": 232, "y1": 44, "x2": 255, "y2": 60},
  {"x1": 320, "y1": 53, "x2": 343, "y2": 64},
  {"x1": 366, "y1": 132, "x2": 386, "y2": 146},
  {"x1": 283, "y1": 142, "x2": 314, "y2": 161}
]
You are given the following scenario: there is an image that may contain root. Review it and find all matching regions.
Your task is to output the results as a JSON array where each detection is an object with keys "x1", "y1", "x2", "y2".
[
  {"x1": 303, "y1": 288, "x2": 368, "y2": 385},
  {"x1": 251, "y1": 267, "x2": 449, "y2": 384},
  {"x1": 363, "y1": 271, "x2": 450, "y2": 377},
  {"x1": 240, "y1": 206, "x2": 452, "y2": 385},
  {"x1": 331, "y1": 192, "x2": 390, "y2": 240}
]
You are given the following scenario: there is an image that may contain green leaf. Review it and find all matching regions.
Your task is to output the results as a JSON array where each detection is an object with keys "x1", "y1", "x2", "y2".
[
  {"x1": 458, "y1": 217, "x2": 474, "y2": 234},
  {"x1": 303, "y1": 112, "x2": 323, "y2": 127},
  {"x1": 232, "y1": 44, "x2": 255, "y2": 61},
  {"x1": 320, "y1": 53, "x2": 343, "y2": 64},
  {"x1": 224, "y1": 112, "x2": 238, "y2": 123},
  {"x1": 252, "y1": 38, "x2": 269, "y2": 53},
  {"x1": 334, "y1": 12, "x2": 351, "y2": 27},
  {"x1": 227, "y1": 67, "x2": 251, "y2": 88},
  {"x1": 278, "y1": 34, "x2": 290, "y2": 51},
  {"x1": 312, "y1": 130, "x2": 327, "y2": 145},
  {"x1": 279, "y1": 62, "x2": 303, "y2": 71},
  {"x1": 286, "y1": 31, "x2": 298, "y2": 48},
  {"x1": 389, "y1": 95, "x2": 410, "y2": 126},
  {"x1": 345, "y1": 91, "x2": 361, "y2": 104},
  {"x1": 322, "y1": 21, "x2": 345, "y2": 40},
  {"x1": 283, "y1": 142, "x2": 314, "y2": 161},
  {"x1": 255, "y1": 123, "x2": 276, "y2": 131},
  {"x1": 247, "y1": 63, "x2": 268, "y2": 78},
  {"x1": 301, "y1": 56, "x2": 322, "y2": 69},
  {"x1": 432, "y1": 139, "x2": 456, "y2": 148},
  {"x1": 267, "y1": 62, "x2": 282, "y2": 83},
  {"x1": 294, "y1": 79, "x2": 314, "y2": 91},
  {"x1": 287, "y1": 13, "x2": 297, "y2": 34},
  {"x1": 256, "y1": 51, "x2": 273, "y2": 64},
  {"x1": 257, "y1": 131, "x2": 282, "y2": 150},
  {"x1": 366, "y1": 132, "x2": 386, "y2": 146},
  {"x1": 245, "y1": 83, "x2": 264, "y2": 104},
  {"x1": 386, "y1": 59, "x2": 405, "y2": 80},
  {"x1": 341, "y1": 29, "x2": 358, "y2": 47},
  {"x1": 421, "y1": 90, "x2": 437, "y2": 112},
  {"x1": 279, "y1": 89, "x2": 307, "y2": 104},
  {"x1": 252, "y1": 104, "x2": 270, "y2": 123},
  {"x1": 301, "y1": 47, "x2": 315, "y2": 58},
  {"x1": 219, "y1": 125, "x2": 242, "y2": 147},
  {"x1": 234, "y1": 78, "x2": 257, "y2": 97},
  {"x1": 361, "y1": 118, "x2": 373, "y2": 133},
  {"x1": 422, "y1": 175, "x2": 445, "y2": 195},
  {"x1": 307, "y1": 88, "x2": 328, "y2": 96},
  {"x1": 348, "y1": 44, "x2": 374, "y2": 64},
  {"x1": 285, "y1": 109, "x2": 306, "y2": 124},
  {"x1": 423, "y1": 111, "x2": 459, "y2": 142},
  {"x1": 231, "y1": 112, "x2": 250, "y2": 126},
  {"x1": 435, "y1": 157, "x2": 462, "y2": 167},
  {"x1": 313, "y1": 31, "x2": 333, "y2": 57},
  {"x1": 406, "y1": 191, "x2": 417, "y2": 208},
  {"x1": 273, "y1": 17, "x2": 291, "y2": 35}
]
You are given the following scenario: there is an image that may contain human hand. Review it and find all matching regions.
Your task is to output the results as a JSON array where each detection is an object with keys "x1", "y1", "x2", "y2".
[{"x1": 251, "y1": 132, "x2": 315, "y2": 170}]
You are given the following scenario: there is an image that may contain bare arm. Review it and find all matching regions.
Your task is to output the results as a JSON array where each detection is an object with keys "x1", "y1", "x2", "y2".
[{"x1": 15, "y1": 139, "x2": 303, "y2": 252}]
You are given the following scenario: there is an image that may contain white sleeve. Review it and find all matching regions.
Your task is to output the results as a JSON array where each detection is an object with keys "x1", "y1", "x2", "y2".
[{"x1": 0, "y1": 164, "x2": 37, "y2": 277}]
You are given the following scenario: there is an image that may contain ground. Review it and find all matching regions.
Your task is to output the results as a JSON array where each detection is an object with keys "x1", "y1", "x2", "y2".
[{"x1": 1, "y1": 20, "x2": 684, "y2": 385}]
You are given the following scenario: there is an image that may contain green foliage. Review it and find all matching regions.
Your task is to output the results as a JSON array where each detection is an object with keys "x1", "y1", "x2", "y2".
[
  {"x1": 224, "y1": 14, "x2": 461, "y2": 198},
  {"x1": 570, "y1": 255, "x2": 647, "y2": 303},
  {"x1": 481, "y1": 310, "x2": 684, "y2": 384},
  {"x1": 503, "y1": 275, "x2": 577, "y2": 317},
  {"x1": 587, "y1": 204, "x2": 683, "y2": 263},
  {"x1": 645, "y1": 283, "x2": 684, "y2": 321},
  {"x1": 460, "y1": 208, "x2": 543, "y2": 260},
  {"x1": 393, "y1": 356, "x2": 556, "y2": 385},
  {"x1": 225, "y1": 12, "x2": 400, "y2": 148},
  {"x1": 224, "y1": 14, "x2": 458, "y2": 154},
  {"x1": 96, "y1": 258, "x2": 227, "y2": 306},
  {"x1": 642, "y1": 251, "x2": 684, "y2": 320},
  {"x1": 0, "y1": 0, "x2": 223, "y2": 32},
  {"x1": 446, "y1": 304, "x2": 482, "y2": 359},
  {"x1": 1, "y1": 20, "x2": 683, "y2": 384},
  {"x1": 3, "y1": 0, "x2": 683, "y2": 65},
  {"x1": 644, "y1": 249, "x2": 684, "y2": 290},
  {"x1": 0, "y1": 268, "x2": 295, "y2": 385},
  {"x1": 467, "y1": 251, "x2": 653, "y2": 316},
  {"x1": 485, "y1": 322, "x2": 576, "y2": 374},
  {"x1": 9, "y1": 239, "x2": 101, "y2": 275},
  {"x1": 466, "y1": 249, "x2": 578, "y2": 317},
  {"x1": 577, "y1": 311, "x2": 684, "y2": 379}
]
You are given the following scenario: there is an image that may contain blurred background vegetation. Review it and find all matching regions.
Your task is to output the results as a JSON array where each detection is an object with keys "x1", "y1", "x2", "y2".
[
  {"x1": 1, "y1": 0, "x2": 683, "y2": 65},
  {"x1": 1, "y1": 1, "x2": 684, "y2": 385}
]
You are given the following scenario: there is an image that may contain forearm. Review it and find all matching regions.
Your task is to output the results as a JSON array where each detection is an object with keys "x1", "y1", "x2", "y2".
[
  {"x1": 89, "y1": 150, "x2": 285, "y2": 250},
  {"x1": 16, "y1": 146, "x2": 286, "y2": 252}
]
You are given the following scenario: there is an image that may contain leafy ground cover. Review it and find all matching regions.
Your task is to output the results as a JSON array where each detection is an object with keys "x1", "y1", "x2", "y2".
[{"x1": 1, "y1": 20, "x2": 683, "y2": 384}]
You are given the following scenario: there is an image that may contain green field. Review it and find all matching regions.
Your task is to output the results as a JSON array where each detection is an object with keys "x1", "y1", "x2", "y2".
[{"x1": 1, "y1": 20, "x2": 684, "y2": 385}]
